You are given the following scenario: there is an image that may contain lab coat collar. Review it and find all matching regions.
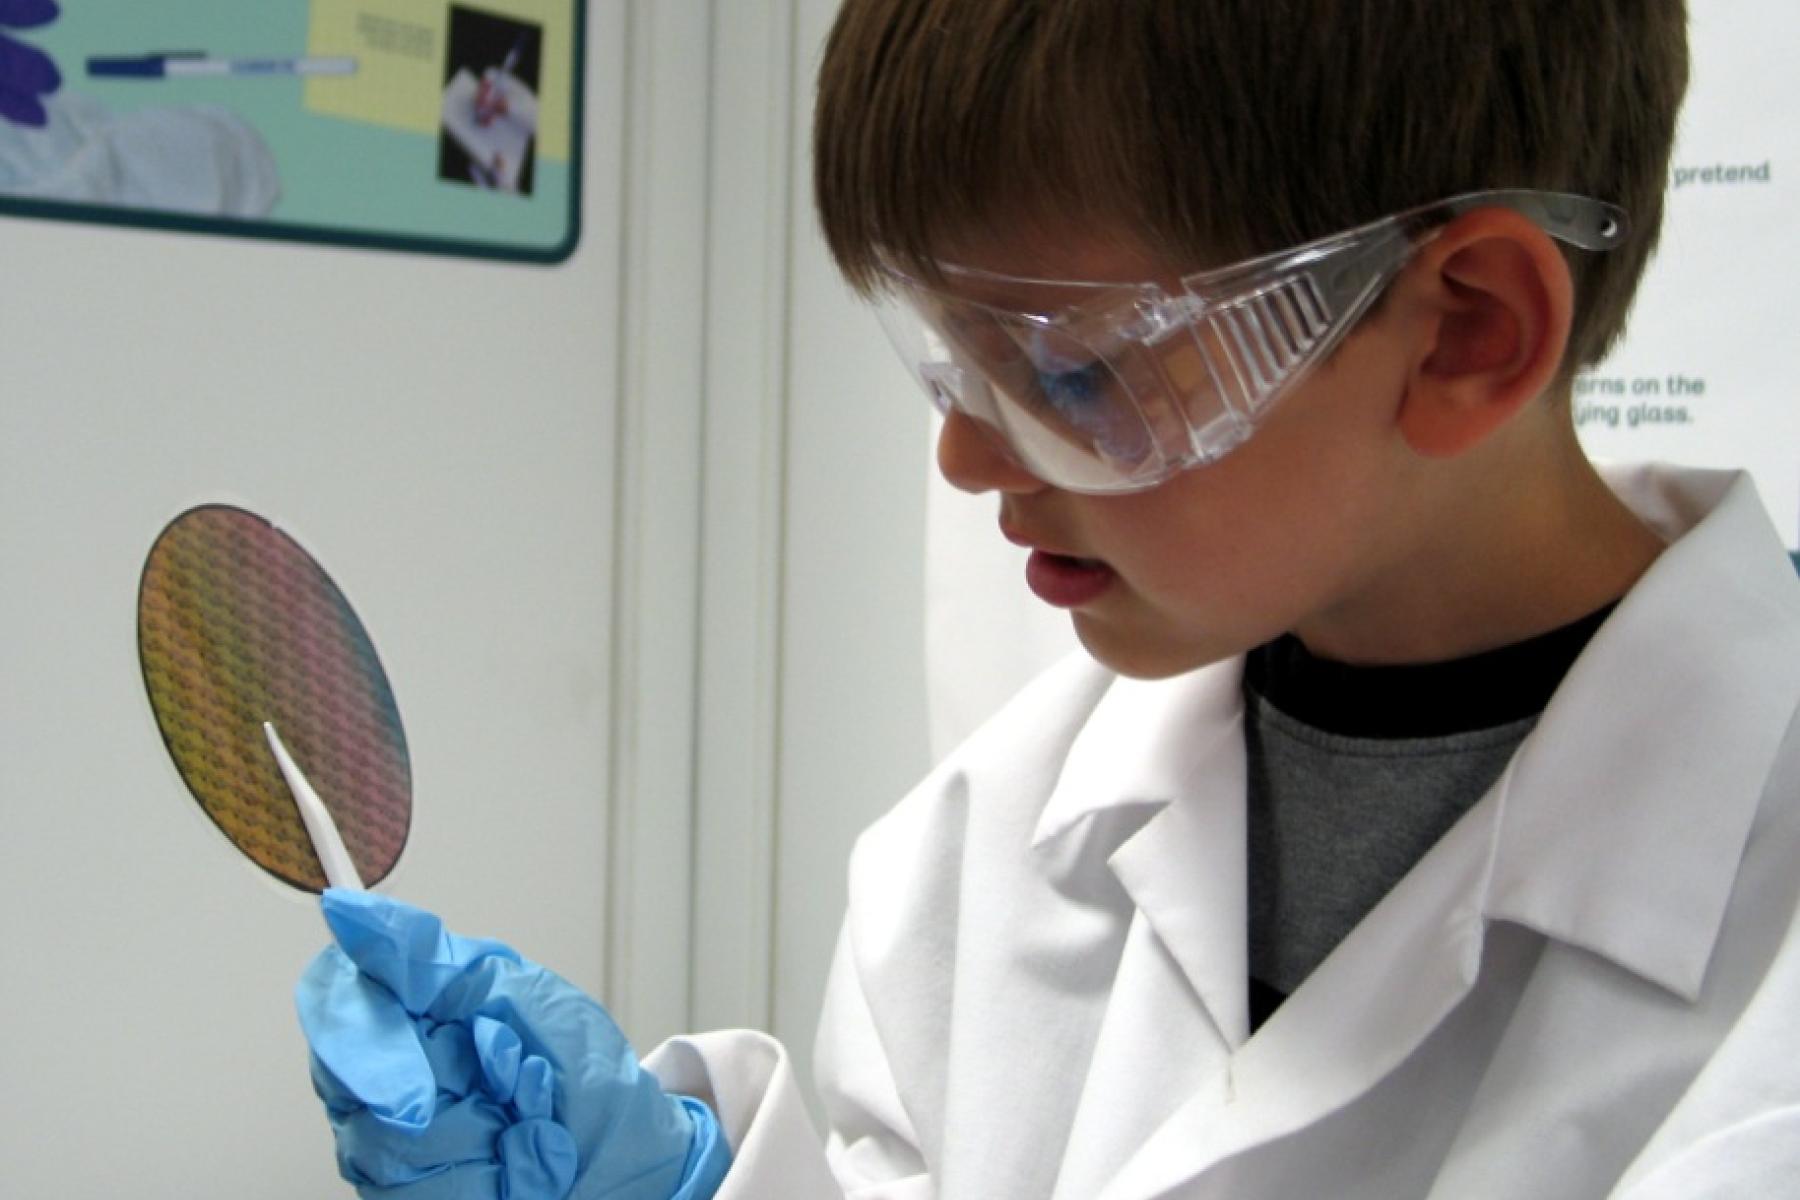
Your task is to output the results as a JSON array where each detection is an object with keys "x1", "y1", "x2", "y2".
[{"x1": 1485, "y1": 465, "x2": 1800, "y2": 1001}]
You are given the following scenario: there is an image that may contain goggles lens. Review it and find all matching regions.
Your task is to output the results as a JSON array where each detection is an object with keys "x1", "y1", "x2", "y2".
[
  {"x1": 873, "y1": 189, "x2": 1627, "y2": 494},
  {"x1": 875, "y1": 293, "x2": 1177, "y2": 492}
]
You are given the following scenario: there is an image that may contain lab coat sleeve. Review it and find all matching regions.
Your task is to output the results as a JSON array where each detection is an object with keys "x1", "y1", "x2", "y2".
[
  {"x1": 644, "y1": 1028, "x2": 846, "y2": 1198},
  {"x1": 814, "y1": 926, "x2": 935, "y2": 1196},
  {"x1": 639, "y1": 929, "x2": 931, "y2": 1199}
]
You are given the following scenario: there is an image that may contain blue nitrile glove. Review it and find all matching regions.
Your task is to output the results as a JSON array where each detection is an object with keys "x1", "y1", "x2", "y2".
[
  {"x1": 0, "y1": 0, "x2": 59, "y2": 128},
  {"x1": 296, "y1": 889, "x2": 732, "y2": 1200}
]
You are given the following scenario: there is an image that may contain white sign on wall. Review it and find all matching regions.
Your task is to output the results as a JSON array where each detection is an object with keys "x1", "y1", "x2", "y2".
[{"x1": 1576, "y1": 0, "x2": 1798, "y2": 546}]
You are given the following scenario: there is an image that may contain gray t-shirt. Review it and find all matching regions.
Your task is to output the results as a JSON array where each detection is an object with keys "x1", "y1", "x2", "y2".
[
  {"x1": 1241, "y1": 605, "x2": 1613, "y2": 1028},
  {"x1": 1244, "y1": 701, "x2": 1534, "y2": 997}
]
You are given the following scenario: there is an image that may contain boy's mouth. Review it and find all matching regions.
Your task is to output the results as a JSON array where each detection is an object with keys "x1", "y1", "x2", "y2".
[{"x1": 1025, "y1": 549, "x2": 1116, "y2": 608}]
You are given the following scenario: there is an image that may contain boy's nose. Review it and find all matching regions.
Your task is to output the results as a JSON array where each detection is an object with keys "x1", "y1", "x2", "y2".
[{"x1": 936, "y1": 408, "x2": 1048, "y2": 495}]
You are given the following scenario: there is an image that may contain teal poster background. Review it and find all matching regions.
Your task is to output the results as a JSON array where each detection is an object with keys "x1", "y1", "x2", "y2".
[{"x1": 0, "y1": 1, "x2": 583, "y2": 262}]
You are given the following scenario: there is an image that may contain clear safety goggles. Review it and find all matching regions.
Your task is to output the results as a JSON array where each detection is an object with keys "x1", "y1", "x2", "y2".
[{"x1": 873, "y1": 189, "x2": 1627, "y2": 494}]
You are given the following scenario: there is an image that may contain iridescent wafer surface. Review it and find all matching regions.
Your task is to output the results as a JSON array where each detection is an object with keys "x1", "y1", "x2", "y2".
[{"x1": 138, "y1": 505, "x2": 410, "y2": 891}]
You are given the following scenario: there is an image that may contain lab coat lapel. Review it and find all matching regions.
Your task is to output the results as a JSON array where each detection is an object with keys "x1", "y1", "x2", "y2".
[
  {"x1": 1034, "y1": 657, "x2": 1252, "y2": 1048},
  {"x1": 1106, "y1": 754, "x2": 1250, "y2": 1050},
  {"x1": 1037, "y1": 646, "x2": 1493, "y2": 1199},
  {"x1": 1045, "y1": 665, "x2": 1251, "y2": 1197},
  {"x1": 1096, "y1": 789, "x2": 1500, "y2": 1200}
]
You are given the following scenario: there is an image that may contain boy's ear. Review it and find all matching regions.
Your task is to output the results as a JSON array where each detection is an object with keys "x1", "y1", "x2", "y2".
[{"x1": 1395, "y1": 208, "x2": 1575, "y2": 457}]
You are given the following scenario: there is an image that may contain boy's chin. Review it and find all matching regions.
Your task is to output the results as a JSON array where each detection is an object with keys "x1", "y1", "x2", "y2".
[{"x1": 1071, "y1": 617, "x2": 1236, "y2": 681}]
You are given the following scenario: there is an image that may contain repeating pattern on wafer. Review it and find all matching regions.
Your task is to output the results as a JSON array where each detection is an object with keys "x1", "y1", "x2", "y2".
[{"x1": 138, "y1": 505, "x2": 411, "y2": 891}]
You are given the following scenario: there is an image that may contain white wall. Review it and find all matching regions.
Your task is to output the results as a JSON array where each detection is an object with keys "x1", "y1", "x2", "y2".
[
  {"x1": 767, "y1": 0, "x2": 934, "y2": 1077},
  {"x1": 624, "y1": 0, "x2": 934, "y2": 1097}
]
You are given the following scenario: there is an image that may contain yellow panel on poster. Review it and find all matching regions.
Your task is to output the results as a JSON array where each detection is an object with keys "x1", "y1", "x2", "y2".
[{"x1": 304, "y1": 0, "x2": 572, "y2": 162}]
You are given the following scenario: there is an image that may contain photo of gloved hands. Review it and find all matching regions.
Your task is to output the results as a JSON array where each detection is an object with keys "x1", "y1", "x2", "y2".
[
  {"x1": 0, "y1": 0, "x2": 58, "y2": 127},
  {"x1": 297, "y1": 890, "x2": 733, "y2": 1200}
]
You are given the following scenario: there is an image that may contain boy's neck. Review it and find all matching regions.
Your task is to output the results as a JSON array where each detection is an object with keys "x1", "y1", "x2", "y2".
[{"x1": 1296, "y1": 410, "x2": 1665, "y2": 667}]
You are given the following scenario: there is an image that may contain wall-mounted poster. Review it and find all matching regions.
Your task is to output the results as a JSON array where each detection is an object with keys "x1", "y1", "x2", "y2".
[{"x1": 0, "y1": 0, "x2": 583, "y2": 262}]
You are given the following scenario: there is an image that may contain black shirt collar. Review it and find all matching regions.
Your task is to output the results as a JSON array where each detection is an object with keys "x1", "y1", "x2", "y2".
[{"x1": 1244, "y1": 605, "x2": 1616, "y2": 739}]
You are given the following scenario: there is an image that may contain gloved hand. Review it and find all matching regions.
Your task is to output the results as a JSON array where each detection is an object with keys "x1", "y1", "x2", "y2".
[
  {"x1": 0, "y1": 0, "x2": 59, "y2": 128},
  {"x1": 296, "y1": 889, "x2": 732, "y2": 1200}
]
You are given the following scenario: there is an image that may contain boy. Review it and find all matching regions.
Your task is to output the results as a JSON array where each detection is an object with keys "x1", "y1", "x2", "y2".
[{"x1": 296, "y1": 1, "x2": 1800, "y2": 1196}]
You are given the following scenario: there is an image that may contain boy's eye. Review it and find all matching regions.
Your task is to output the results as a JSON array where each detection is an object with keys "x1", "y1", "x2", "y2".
[
  {"x1": 1035, "y1": 358, "x2": 1108, "y2": 413},
  {"x1": 1029, "y1": 361, "x2": 1157, "y2": 465},
  {"x1": 927, "y1": 305, "x2": 1155, "y2": 465},
  {"x1": 1020, "y1": 330, "x2": 1118, "y2": 415}
]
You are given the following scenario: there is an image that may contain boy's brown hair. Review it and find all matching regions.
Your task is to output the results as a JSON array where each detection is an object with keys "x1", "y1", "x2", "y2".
[{"x1": 813, "y1": 0, "x2": 1689, "y2": 373}]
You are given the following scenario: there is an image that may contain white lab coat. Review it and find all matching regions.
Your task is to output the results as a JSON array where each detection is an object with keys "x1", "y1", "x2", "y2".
[{"x1": 646, "y1": 464, "x2": 1800, "y2": 1199}]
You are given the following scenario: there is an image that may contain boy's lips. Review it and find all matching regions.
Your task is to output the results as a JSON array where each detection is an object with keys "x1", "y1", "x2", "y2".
[
  {"x1": 1025, "y1": 550, "x2": 1116, "y2": 607},
  {"x1": 1001, "y1": 521, "x2": 1116, "y2": 608}
]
